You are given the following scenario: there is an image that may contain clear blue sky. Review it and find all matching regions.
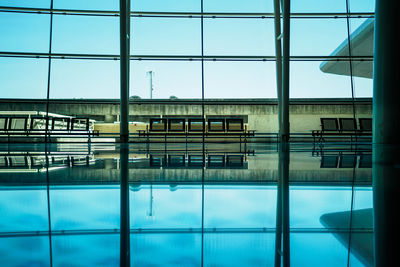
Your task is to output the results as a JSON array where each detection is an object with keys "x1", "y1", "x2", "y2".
[{"x1": 0, "y1": 0, "x2": 374, "y2": 99}]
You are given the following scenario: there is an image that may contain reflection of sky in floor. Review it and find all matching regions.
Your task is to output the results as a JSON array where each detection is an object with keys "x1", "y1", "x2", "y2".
[
  {"x1": 0, "y1": 144, "x2": 373, "y2": 266},
  {"x1": 0, "y1": 185, "x2": 372, "y2": 266}
]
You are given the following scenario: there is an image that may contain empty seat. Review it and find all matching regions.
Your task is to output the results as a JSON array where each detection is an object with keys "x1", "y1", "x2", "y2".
[
  {"x1": 208, "y1": 119, "x2": 225, "y2": 132},
  {"x1": 168, "y1": 118, "x2": 185, "y2": 131},
  {"x1": 150, "y1": 118, "x2": 167, "y2": 131},
  {"x1": 359, "y1": 118, "x2": 372, "y2": 132},
  {"x1": 321, "y1": 118, "x2": 339, "y2": 131},
  {"x1": 226, "y1": 118, "x2": 244, "y2": 132},
  {"x1": 339, "y1": 118, "x2": 357, "y2": 132},
  {"x1": 188, "y1": 119, "x2": 204, "y2": 131}
]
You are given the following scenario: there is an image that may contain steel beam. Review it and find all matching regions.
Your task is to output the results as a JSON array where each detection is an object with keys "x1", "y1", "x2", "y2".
[
  {"x1": 281, "y1": 0, "x2": 291, "y2": 142},
  {"x1": 119, "y1": 0, "x2": 130, "y2": 142},
  {"x1": 273, "y1": 0, "x2": 283, "y2": 144}
]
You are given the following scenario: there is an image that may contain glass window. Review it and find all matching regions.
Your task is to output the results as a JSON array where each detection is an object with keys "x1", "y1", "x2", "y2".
[
  {"x1": 52, "y1": 15, "x2": 119, "y2": 54},
  {"x1": 54, "y1": 0, "x2": 119, "y2": 11},
  {"x1": 0, "y1": 0, "x2": 50, "y2": 8},
  {"x1": 131, "y1": 17, "x2": 201, "y2": 56},
  {"x1": 131, "y1": 61, "x2": 202, "y2": 99},
  {"x1": 291, "y1": 0, "x2": 346, "y2": 13},
  {"x1": 132, "y1": 0, "x2": 200, "y2": 12},
  {"x1": 204, "y1": 0, "x2": 273, "y2": 13},
  {"x1": 291, "y1": 18, "x2": 348, "y2": 56},
  {"x1": 0, "y1": 12, "x2": 50, "y2": 53},
  {"x1": 290, "y1": 61, "x2": 352, "y2": 98},
  {"x1": 204, "y1": 18, "x2": 274, "y2": 56},
  {"x1": 0, "y1": 58, "x2": 48, "y2": 98},
  {"x1": 349, "y1": 0, "x2": 375, "y2": 12},
  {"x1": 204, "y1": 61, "x2": 277, "y2": 98},
  {"x1": 50, "y1": 59, "x2": 120, "y2": 98}
]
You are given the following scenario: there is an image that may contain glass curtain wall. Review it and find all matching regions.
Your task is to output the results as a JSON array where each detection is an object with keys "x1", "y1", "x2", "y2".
[{"x1": 0, "y1": 0, "x2": 374, "y2": 137}]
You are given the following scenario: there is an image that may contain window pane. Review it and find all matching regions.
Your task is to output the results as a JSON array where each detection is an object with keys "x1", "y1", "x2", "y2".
[
  {"x1": 132, "y1": 0, "x2": 200, "y2": 12},
  {"x1": 291, "y1": 61, "x2": 352, "y2": 98},
  {"x1": 131, "y1": 17, "x2": 201, "y2": 55},
  {"x1": 0, "y1": 0, "x2": 49, "y2": 8},
  {"x1": 0, "y1": 13, "x2": 50, "y2": 53},
  {"x1": 0, "y1": 58, "x2": 48, "y2": 98},
  {"x1": 52, "y1": 15, "x2": 119, "y2": 54},
  {"x1": 204, "y1": 18, "x2": 274, "y2": 56},
  {"x1": 54, "y1": 0, "x2": 119, "y2": 10},
  {"x1": 204, "y1": 61, "x2": 277, "y2": 98},
  {"x1": 349, "y1": 0, "x2": 375, "y2": 12},
  {"x1": 50, "y1": 59, "x2": 120, "y2": 98},
  {"x1": 131, "y1": 61, "x2": 201, "y2": 99},
  {"x1": 204, "y1": 0, "x2": 273, "y2": 13},
  {"x1": 291, "y1": 18, "x2": 348, "y2": 56},
  {"x1": 291, "y1": 0, "x2": 346, "y2": 13}
]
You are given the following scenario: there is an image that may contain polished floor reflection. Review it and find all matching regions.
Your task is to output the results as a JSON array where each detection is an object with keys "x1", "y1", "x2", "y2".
[{"x1": 0, "y1": 143, "x2": 375, "y2": 266}]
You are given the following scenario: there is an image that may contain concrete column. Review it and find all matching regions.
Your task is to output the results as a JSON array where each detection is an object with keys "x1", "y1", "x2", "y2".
[
  {"x1": 119, "y1": 0, "x2": 130, "y2": 142},
  {"x1": 373, "y1": 2, "x2": 400, "y2": 266},
  {"x1": 372, "y1": 0, "x2": 400, "y2": 145}
]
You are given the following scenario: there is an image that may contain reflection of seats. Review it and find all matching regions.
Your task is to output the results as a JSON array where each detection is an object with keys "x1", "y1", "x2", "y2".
[
  {"x1": 168, "y1": 118, "x2": 185, "y2": 131},
  {"x1": 226, "y1": 119, "x2": 244, "y2": 132},
  {"x1": 313, "y1": 117, "x2": 372, "y2": 142},
  {"x1": 188, "y1": 118, "x2": 204, "y2": 132},
  {"x1": 320, "y1": 155, "x2": 339, "y2": 168},
  {"x1": 339, "y1": 155, "x2": 357, "y2": 168},
  {"x1": 359, "y1": 154, "x2": 372, "y2": 168}
]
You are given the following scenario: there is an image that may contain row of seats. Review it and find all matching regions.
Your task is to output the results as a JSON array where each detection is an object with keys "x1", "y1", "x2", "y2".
[
  {"x1": 149, "y1": 118, "x2": 245, "y2": 132},
  {"x1": 320, "y1": 118, "x2": 372, "y2": 132}
]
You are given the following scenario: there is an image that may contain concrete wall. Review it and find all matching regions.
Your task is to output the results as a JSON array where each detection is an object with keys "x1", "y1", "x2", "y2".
[{"x1": 0, "y1": 99, "x2": 372, "y2": 133}]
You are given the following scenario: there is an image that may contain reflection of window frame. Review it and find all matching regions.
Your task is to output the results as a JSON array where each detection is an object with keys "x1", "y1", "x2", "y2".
[
  {"x1": 150, "y1": 118, "x2": 167, "y2": 131},
  {"x1": 359, "y1": 154, "x2": 372, "y2": 168},
  {"x1": 71, "y1": 118, "x2": 89, "y2": 131},
  {"x1": 226, "y1": 118, "x2": 244, "y2": 132},
  {"x1": 208, "y1": 118, "x2": 225, "y2": 132},
  {"x1": 168, "y1": 118, "x2": 185, "y2": 132},
  {"x1": 8, "y1": 116, "x2": 28, "y2": 131},
  {"x1": 188, "y1": 118, "x2": 205, "y2": 132},
  {"x1": 0, "y1": 116, "x2": 8, "y2": 131}
]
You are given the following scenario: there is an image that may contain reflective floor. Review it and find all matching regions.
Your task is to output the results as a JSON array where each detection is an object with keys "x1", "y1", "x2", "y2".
[{"x1": 0, "y1": 143, "x2": 380, "y2": 266}]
